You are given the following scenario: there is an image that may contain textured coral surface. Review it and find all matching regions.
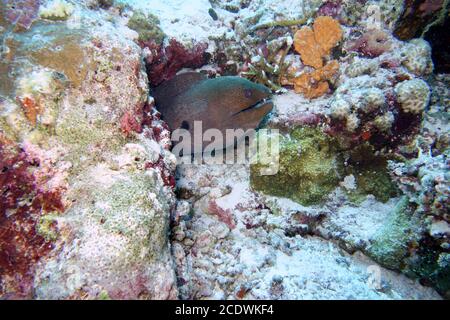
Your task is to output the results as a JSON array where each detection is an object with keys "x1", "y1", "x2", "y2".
[
  {"x1": 0, "y1": 0, "x2": 449, "y2": 300},
  {"x1": 0, "y1": 139, "x2": 65, "y2": 298}
]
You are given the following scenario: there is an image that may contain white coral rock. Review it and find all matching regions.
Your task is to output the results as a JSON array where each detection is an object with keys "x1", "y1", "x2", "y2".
[
  {"x1": 402, "y1": 39, "x2": 433, "y2": 76},
  {"x1": 362, "y1": 88, "x2": 385, "y2": 113},
  {"x1": 395, "y1": 79, "x2": 430, "y2": 114},
  {"x1": 40, "y1": 0, "x2": 74, "y2": 20},
  {"x1": 346, "y1": 112, "x2": 360, "y2": 132},
  {"x1": 330, "y1": 97, "x2": 351, "y2": 119}
]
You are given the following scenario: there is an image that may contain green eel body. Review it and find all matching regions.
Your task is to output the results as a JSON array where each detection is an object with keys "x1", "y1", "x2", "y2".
[{"x1": 152, "y1": 72, "x2": 273, "y2": 153}]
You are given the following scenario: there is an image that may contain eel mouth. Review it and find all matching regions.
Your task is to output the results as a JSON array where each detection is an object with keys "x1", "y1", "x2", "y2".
[{"x1": 233, "y1": 97, "x2": 273, "y2": 116}]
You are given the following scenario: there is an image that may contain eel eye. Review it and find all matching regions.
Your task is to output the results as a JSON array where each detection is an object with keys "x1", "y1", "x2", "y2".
[{"x1": 244, "y1": 88, "x2": 252, "y2": 98}]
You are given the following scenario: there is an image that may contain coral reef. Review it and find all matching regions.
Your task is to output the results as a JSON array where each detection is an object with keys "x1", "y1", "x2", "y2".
[
  {"x1": 39, "y1": 0, "x2": 74, "y2": 21},
  {"x1": 0, "y1": 4, "x2": 178, "y2": 299},
  {"x1": 424, "y1": 14, "x2": 450, "y2": 73},
  {"x1": 387, "y1": 150, "x2": 450, "y2": 296},
  {"x1": 16, "y1": 69, "x2": 66, "y2": 126},
  {"x1": 389, "y1": 151, "x2": 449, "y2": 234},
  {"x1": 326, "y1": 32, "x2": 433, "y2": 153},
  {"x1": 401, "y1": 38, "x2": 434, "y2": 76},
  {"x1": 329, "y1": 85, "x2": 394, "y2": 135},
  {"x1": 241, "y1": 36, "x2": 293, "y2": 91},
  {"x1": 0, "y1": 0, "x2": 448, "y2": 300},
  {"x1": 86, "y1": 0, "x2": 115, "y2": 10},
  {"x1": 292, "y1": 16, "x2": 342, "y2": 98},
  {"x1": 395, "y1": 79, "x2": 431, "y2": 114},
  {"x1": 367, "y1": 196, "x2": 422, "y2": 269},
  {"x1": 347, "y1": 29, "x2": 392, "y2": 58},
  {"x1": 0, "y1": 138, "x2": 66, "y2": 298},
  {"x1": 250, "y1": 127, "x2": 340, "y2": 206},
  {"x1": 394, "y1": 0, "x2": 447, "y2": 40},
  {"x1": 1, "y1": 0, "x2": 41, "y2": 30},
  {"x1": 142, "y1": 39, "x2": 209, "y2": 87},
  {"x1": 172, "y1": 160, "x2": 441, "y2": 300},
  {"x1": 127, "y1": 10, "x2": 165, "y2": 44},
  {"x1": 293, "y1": 16, "x2": 342, "y2": 69},
  {"x1": 0, "y1": 23, "x2": 92, "y2": 92},
  {"x1": 293, "y1": 59, "x2": 340, "y2": 99}
]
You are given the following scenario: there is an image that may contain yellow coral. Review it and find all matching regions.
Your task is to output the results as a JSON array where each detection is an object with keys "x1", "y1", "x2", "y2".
[{"x1": 292, "y1": 16, "x2": 342, "y2": 99}]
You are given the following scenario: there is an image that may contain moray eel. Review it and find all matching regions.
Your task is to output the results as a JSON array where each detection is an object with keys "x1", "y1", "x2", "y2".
[{"x1": 152, "y1": 72, "x2": 273, "y2": 153}]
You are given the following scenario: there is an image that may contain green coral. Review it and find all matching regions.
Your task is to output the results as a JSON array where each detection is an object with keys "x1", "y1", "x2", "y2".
[
  {"x1": 0, "y1": 99, "x2": 31, "y2": 141},
  {"x1": 97, "y1": 290, "x2": 111, "y2": 300},
  {"x1": 250, "y1": 127, "x2": 340, "y2": 206},
  {"x1": 409, "y1": 246, "x2": 450, "y2": 297},
  {"x1": 248, "y1": 18, "x2": 308, "y2": 33},
  {"x1": 78, "y1": 171, "x2": 169, "y2": 262},
  {"x1": 127, "y1": 11, "x2": 165, "y2": 44},
  {"x1": 36, "y1": 214, "x2": 59, "y2": 241},
  {"x1": 55, "y1": 105, "x2": 126, "y2": 175},
  {"x1": 342, "y1": 144, "x2": 398, "y2": 203},
  {"x1": 242, "y1": 37, "x2": 292, "y2": 92},
  {"x1": 367, "y1": 196, "x2": 421, "y2": 270}
]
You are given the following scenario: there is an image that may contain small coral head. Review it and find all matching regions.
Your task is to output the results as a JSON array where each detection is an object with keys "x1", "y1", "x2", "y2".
[{"x1": 294, "y1": 16, "x2": 343, "y2": 68}]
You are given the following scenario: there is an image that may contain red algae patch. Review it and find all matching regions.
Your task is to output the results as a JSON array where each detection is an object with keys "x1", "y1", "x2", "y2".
[{"x1": 0, "y1": 138, "x2": 65, "y2": 298}]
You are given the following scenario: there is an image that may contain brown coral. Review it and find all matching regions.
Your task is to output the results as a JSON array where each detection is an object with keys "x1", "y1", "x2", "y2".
[
  {"x1": 17, "y1": 96, "x2": 42, "y2": 125},
  {"x1": 313, "y1": 16, "x2": 343, "y2": 55},
  {"x1": 293, "y1": 60, "x2": 340, "y2": 99},
  {"x1": 294, "y1": 27, "x2": 324, "y2": 69},
  {"x1": 294, "y1": 16, "x2": 343, "y2": 68},
  {"x1": 292, "y1": 16, "x2": 342, "y2": 99}
]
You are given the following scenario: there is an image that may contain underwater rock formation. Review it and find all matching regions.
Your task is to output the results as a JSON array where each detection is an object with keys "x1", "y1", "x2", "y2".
[
  {"x1": 173, "y1": 161, "x2": 441, "y2": 300},
  {"x1": 39, "y1": 0, "x2": 74, "y2": 21},
  {"x1": 424, "y1": 15, "x2": 450, "y2": 73},
  {"x1": 394, "y1": 0, "x2": 449, "y2": 73},
  {"x1": 0, "y1": 2, "x2": 177, "y2": 299},
  {"x1": 152, "y1": 72, "x2": 273, "y2": 152},
  {"x1": 250, "y1": 127, "x2": 340, "y2": 206},
  {"x1": 388, "y1": 151, "x2": 450, "y2": 296},
  {"x1": 394, "y1": 0, "x2": 447, "y2": 40},
  {"x1": 142, "y1": 39, "x2": 209, "y2": 87},
  {"x1": 0, "y1": 0, "x2": 448, "y2": 300},
  {"x1": 347, "y1": 29, "x2": 392, "y2": 58},
  {"x1": 127, "y1": 10, "x2": 165, "y2": 44},
  {"x1": 241, "y1": 36, "x2": 293, "y2": 91},
  {"x1": 1, "y1": 0, "x2": 41, "y2": 30},
  {"x1": 0, "y1": 137, "x2": 66, "y2": 298}
]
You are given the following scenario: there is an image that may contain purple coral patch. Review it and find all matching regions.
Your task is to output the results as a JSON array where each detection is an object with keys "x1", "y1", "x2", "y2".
[
  {"x1": 142, "y1": 39, "x2": 208, "y2": 87},
  {"x1": 347, "y1": 29, "x2": 391, "y2": 58},
  {"x1": 0, "y1": 139, "x2": 64, "y2": 298},
  {"x1": 317, "y1": 0, "x2": 342, "y2": 20},
  {"x1": 2, "y1": 0, "x2": 41, "y2": 30}
]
